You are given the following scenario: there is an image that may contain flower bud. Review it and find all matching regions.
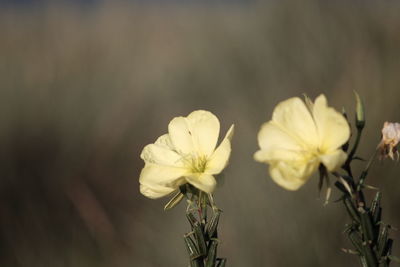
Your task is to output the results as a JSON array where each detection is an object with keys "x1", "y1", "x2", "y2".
[{"x1": 354, "y1": 91, "x2": 365, "y2": 129}]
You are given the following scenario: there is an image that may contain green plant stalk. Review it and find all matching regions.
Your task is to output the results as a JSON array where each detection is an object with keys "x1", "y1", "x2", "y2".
[
  {"x1": 339, "y1": 143, "x2": 394, "y2": 266},
  {"x1": 337, "y1": 94, "x2": 397, "y2": 266},
  {"x1": 182, "y1": 186, "x2": 226, "y2": 267}
]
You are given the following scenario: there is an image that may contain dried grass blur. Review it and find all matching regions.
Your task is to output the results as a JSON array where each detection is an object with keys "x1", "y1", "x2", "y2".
[{"x1": 1, "y1": 1, "x2": 400, "y2": 266}]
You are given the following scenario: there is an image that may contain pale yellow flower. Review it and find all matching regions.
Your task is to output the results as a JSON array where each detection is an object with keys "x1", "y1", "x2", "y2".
[
  {"x1": 254, "y1": 94, "x2": 350, "y2": 190},
  {"x1": 378, "y1": 122, "x2": 400, "y2": 160},
  {"x1": 139, "y1": 110, "x2": 234, "y2": 199}
]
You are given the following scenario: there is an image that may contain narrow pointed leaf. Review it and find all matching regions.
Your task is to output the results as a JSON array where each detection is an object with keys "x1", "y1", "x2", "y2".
[
  {"x1": 206, "y1": 211, "x2": 221, "y2": 238},
  {"x1": 216, "y1": 258, "x2": 227, "y2": 267},
  {"x1": 383, "y1": 239, "x2": 394, "y2": 258},
  {"x1": 184, "y1": 233, "x2": 201, "y2": 260},
  {"x1": 335, "y1": 181, "x2": 350, "y2": 196},
  {"x1": 164, "y1": 191, "x2": 184, "y2": 211},
  {"x1": 359, "y1": 208, "x2": 375, "y2": 243},
  {"x1": 186, "y1": 212, "x2": 198, "y2": 229},
  {"x1": 352, "y1": 156, "x2": 366, "y2": 161},
  {"x1": 193, "y1": 222, "x2": 207, "y2": 256},
  {"x1": 370, "y1": 192, "x2": 382, "y2": 223},
  {"x1": 378, "y1": 225, "x2": 389, "y2": 257},
  {"x1": 343, "y1": 197, "x2": 360, "y2": 224},
  {"x1": 360, "y1": 256, "x2": 368, "y2": 267},
  {"x1": 373, "y1": 208, "x2": 382, "y2": 227},
  {"x1": 362, "y1": 244, "x2": 378, "y2": 267},
  {"x1": 205, "y1": 240, "x2": 218, "y2": 267},
  {"x1": 348, "y1": 230, "x2": 363, "y2": 253},
  {"x1": 388, "y1": 255, "x2": 400, "y2": 263}
]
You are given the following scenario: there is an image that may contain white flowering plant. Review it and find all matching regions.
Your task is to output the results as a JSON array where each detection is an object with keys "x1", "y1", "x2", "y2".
[
  {"x1": 139, "y1": 110, "x2": 233, "y2": 267},
  {"x1": 138, "y1": 95, "x2": 399, "y2": 267},
  {"x1": 255, "y1": 93, "x2": 399, "y2": 267}
]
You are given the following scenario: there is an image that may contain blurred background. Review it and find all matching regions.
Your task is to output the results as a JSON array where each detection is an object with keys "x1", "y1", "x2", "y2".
[{"x1": 1, "y1": 0, "x2": 400, "y2": 266}]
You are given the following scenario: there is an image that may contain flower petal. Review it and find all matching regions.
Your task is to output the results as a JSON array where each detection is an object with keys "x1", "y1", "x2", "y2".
[
  {"x1": 140, "y1": 183, "x2": 176, "y2": 199},
  {"x1": 139, "y1": 163, "x2": 187, "y2": 198},
  {"x1": 268, "y1": 160, "x2": 319, "y2": 191},
  {"x1": 319, "y1": 149, "x2": 347, "y2": 171},
  {"x1": 255, "y1": 121, "x2": 305, "y2": 163},
  {"x1": 312, "y1": 95, "x2": 350, "y2": 152},
  {"x1": 185, "y1": 173, "x2": 217, "y2": 193},
  {"x1": 154, "y1": 134, "x2": 174, "y2": 150},
  {"x1": 140, "y1": 143, "x2": 184, "y2": 167},
  {"x1": 254, "y1": 148, "x2": 304, "y2": 163},
  {"x1": 272, "y1": 97, "x2": 318, "y2": 148},
  {"x1": 186, "y1": 110, "x2": 220, "y2": 157},
  {"x1": 168, "y1": 116, "x2": 194, "y2": 155},
  {"x1": 206, "y1": 124, "x2": 234, "y2": 175}
]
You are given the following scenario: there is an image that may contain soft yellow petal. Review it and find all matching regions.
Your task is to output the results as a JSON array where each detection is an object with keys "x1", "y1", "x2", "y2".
[
  {"x1": 206, "y1": 124, "x2": 234, "y2": 175},
  {"x1": 254, "y1": 121, "x2": 306, "y2": 163},
  {"x1": 168, "y1": 116, "x2": 194, "y2": 155},
  {"x1": 140, "y1": 183, "x2": 176, "y2": 199},
  {"x1": 140, "y1": 143, "x2": 184, "y2": 167},
  {"x1": 154, "y1": 134, "x2": 174, "y2": 150},
  {"x1": 319, "y1": 149, "x2": 347, "y2": 171},
  {"x1": 168, "y1": 110, "x2": 220, "y2": 157},
  {"x1": 269, "y1": 166, "x2": 306, "y2": 191},
  {"x1": 255, "y1": 95, "x2": 350, "y2": 191},
  {"x1": 185, "y1": 173, "x2": 216, "y2": 193},
  {"x1": 254, "y1": 148, "x2": 304, "y2": 163},
  {"x1": 186, "y1": 110, "x2": 220, "y2": 157},
  {"x1": 272, "y1": 97, "x2": 319, "y2": 147},
  {"x1": 312, "y1": 95, "x2": 350, "y2": 152},
  {"x1": 257, "y1": 122, "x2": 304, "y2": 151},
  {"x1": 253, "y1": 150, "x2": 269, "y2": 162},
  {"x1": 139, "y1": 163, "x2": 187, "y2": 194},
  {"x1": 269, "y1": 160, "x2": 319, "y2": 191}
]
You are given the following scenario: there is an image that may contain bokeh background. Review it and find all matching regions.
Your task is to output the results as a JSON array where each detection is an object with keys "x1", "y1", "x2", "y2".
[{"x1": 1, "y1": 0, "x2": 400, "y2": 266}]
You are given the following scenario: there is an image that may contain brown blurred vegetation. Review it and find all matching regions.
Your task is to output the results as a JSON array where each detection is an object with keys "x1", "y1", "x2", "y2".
[{"x1": 1, "y1": 1, "x2": 400, "y2": 266}]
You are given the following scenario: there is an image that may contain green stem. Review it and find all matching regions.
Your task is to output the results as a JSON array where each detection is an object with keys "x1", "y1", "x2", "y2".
[
  {"x1": 344, "y1": 127, "x2": 363, "y2": 177},
  {"x1": 184, "y1": 190, "x2": 226, "y2": 267},
  {"x1": 338, "y1": 139, "x2": 385, "y2": 266},
  {"x1": 357, "y1": 148, "x2": 378, "y2": 191}
]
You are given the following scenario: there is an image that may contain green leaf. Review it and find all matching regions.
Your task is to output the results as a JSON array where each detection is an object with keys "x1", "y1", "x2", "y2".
[
  {"x1": 388, "y1": 255, "x2": 400, "y2": 263},
  {"x1": 343, "y1": 197, "x2": 360, "y2": 224},
  {"x1": 164, "y1": 191, "x2": 184, "y2": 211},
  {"x1": 335, "y1": 182, "x2": 350, "y2": 196},
  {"x1": 205, "y1": 240, "x2": 218, "y2": 267},
  {"x1": 383, "y1": 239, "x2": 394, "y2": 258},
  {"x1": 352, "y1": 156, "x2": 366, "y2": 161},
  {"x1": 206, "y1": 211, "x2": 221, "y2": 239},
  {"x1": 377, "y1": 225, "x2": 389, "y2": 257},
  {"x1": 370, "y1": 192, "x2": 382, "y2": 224},
  {"x1": 186, "y1": 213, "x2": 198, "y2": 229},
  {"x1": 362, "y1": 244, "x2": 378, "y2": 267},
  {"x1": 216, "y1": 258, "x2": 227, "y2": 267},
  {"x1": 359, "y1": 208, "x2": 375, "y2": 244},
  {"x1": 193, "y1": 222, "x2": 207, "y2": 256},
  {"x1": 348, "y1": 230, "x2": 363, "y2": 253},
  {"x1": 184, "y1": 233, "x2": 201, "y2": 260},
  {"x1": 360, "y1": 256, "x2": 368, "y2": 267},
  {"x1": 189, "y1": 259, "x2": 203, "y2": 267},
  {"x1": 364, "y1": 184, "x2": 379, "y2": 190}
]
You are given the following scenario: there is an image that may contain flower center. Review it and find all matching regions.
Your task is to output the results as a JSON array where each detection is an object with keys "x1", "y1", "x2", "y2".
[
  {"x1": 299, "y1": 147, "x2": 324, "y2": 163},
  {"x1": 190, "y1": 155, "x2": 208, "y2": 173}
]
